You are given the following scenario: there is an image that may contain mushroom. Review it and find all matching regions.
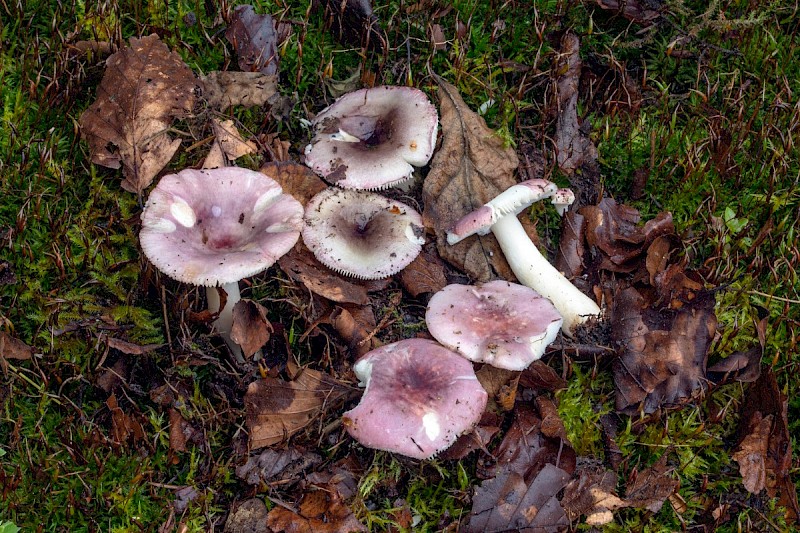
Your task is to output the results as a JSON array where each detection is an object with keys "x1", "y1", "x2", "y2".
[
  {"x1": 304, "y1": 86, "x2": 438, "y2": 190},
  {"x1": 425, "y1": 281, "x2": 563, "y2": 371},
  {"x1": 139, "y1": 167, "x2": 303, "y2": 361},
  {"x1": 302, "y1": 187, "x2": 425, "y2": 279},
  {"x1": 446, "y1": 178, "x2": 601, "y2": 335},
  {"x1": 343, "y1": 338, "x2": 487, "y2": 460}
]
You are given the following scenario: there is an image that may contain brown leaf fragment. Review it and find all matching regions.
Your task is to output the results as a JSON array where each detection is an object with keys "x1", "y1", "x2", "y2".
[
  {"x1": 266, "y1": 484, "x2": 367, "y2": 533},
  {"x1": 624, "y1": 454, "x2": 678, "y2": 513},
  {"x1": 554, "y1": 210, "x2": 586, "y2": 280},
  {"x1": 464, "y1": 463, "x2": 570, "y2": 533},
  {"x1": 204, "y1": 118, "x2": 257, "y2": 169},
  {"x1": 168, "y1": 407, "x2": 192, "y2": 454},
  {"x1": 611, "y1": 286, "x2": 716, "y2": 414},
  {"x1": 595, "y1": 0, "x2": 661, "y2": 24},
  {"x1": 398, "y1": 248, "x2": 448, "y2": 297},
  {"x1": 236, "y1": 448, "x2": 322, "y2": 486},
  {"x1": 0, "y1": 331, "x2": 32, "y2": 361},
  {"x1": 79, "y1": 34, "x2": 197, "y2": 194},
  {"x1": 305, "y1": 456, "x2": 363, "y2": 500},
  {"x1": 226, "y1": 5, "x2": 281, "y2": 75},
  {"x1": 476, "y1": 365, "x2": 519, "y2": 412},
  {"x1": 734, "y1": 368, "x2": 798, "y2": 520},
  {"x1": 518, "y1": 361, "x2": 568, "y2": 392},
  {"x1": 330, "y1": 304, "x2": 379, "y2": 358},
  {"x1": 230, "y1": 299, "x2": 272, "y2": 358},
  {"x1": 278, "y1": 244, "x2": 370, "y2": 305},
  {"x1": 561, "y1": 465, "x2": 626, "y2": 526},
  {"x1": 224, "y1": 499, "x2": 269, "y2": 533},
  {"x1": 261, "y1": 162, "x2": 327, "y2": 205},
  {"x1": 422, "y1": 77, "x2": 522, "y2": 282},
  {"x1": 200, "y1": 71, "x2": 278, "y2": 109},
  {"x1": 106, "y1": 393, "x2": 145, "y2": 446},
  {"x1": 245, "y1": 364, "x2": 356, "y2": 449},
  {"x1": 318, "y1": 0, "x2": 387, "y2": 52},
  {"x1": 100, "y1": 333, "x2": 163, "y2": 355}
]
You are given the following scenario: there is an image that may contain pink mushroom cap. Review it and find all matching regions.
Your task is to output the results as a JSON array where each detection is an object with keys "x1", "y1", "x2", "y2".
[
  {"x1": 343, "y1": 338, "x2": 488, "y2": 460},
  {"x1": 140, "y1": 167, "x2": 304, "y2": 285},
  {"x1": 425, "y1": 281, "x2": 563, "y2": 371},
  {"x1": 304, "y1": 86, "x2": 438, "y2": 190}
]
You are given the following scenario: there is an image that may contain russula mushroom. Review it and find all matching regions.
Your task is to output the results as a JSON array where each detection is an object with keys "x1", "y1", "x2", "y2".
[
  {"x1": 446, "y1": 178, "x2": 601, "y2": 335},
  {"x1": 304, "y1": 86, "x2": 438, "y2": 190},
  {"x1": 343, "y1": 338, "x2": 487, "y2": 460},
  {"x1": 139, "y1": 167, "x2": 303, "y2": 361},
  {"x1": 302, "y1": 187, "x2": 425, "y2": 278},
  {"x1": 426, "y1": 281, "x2": 563, "y2": 371}
]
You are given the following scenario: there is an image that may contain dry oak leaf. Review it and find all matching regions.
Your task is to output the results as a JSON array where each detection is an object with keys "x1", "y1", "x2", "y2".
[
  {"x1": 266, "y1": 483, "x2": 367, "y2": 533},
  {"x1": 422, "y1": 77, "x2": 522, "y2": 282},
  {"x1": 226, "y1": 5, "x2": 281, "y2": 76},
  {"x1": 245, "y1": 362, "x2": 356, "y2": 449},
  {"x1": 203, "y1": 118, "x2": 257, "y2": 169},
  {"x1": 80, "y1": 34, "x2": 197, "y2": 194},
  {"x1": 200, "y1": 71, "x2": 278, "y2": 109},
  {"x1": 262, "y1": 161, "x2": 328, "y2": 206},
  {"x1": 398, "y1": 248, "x2": 448, "y2": 297},
  {"x1": 230, "y1": 299, "x2": 272, "y2": 358},
  {"x1": 733, "y1": 413, "x2": 772, "y2": 494}
]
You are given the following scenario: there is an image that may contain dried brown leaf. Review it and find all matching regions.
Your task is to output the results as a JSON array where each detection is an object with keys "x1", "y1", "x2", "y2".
[
  {"x1": 422, "y1": 77, "x2": 521, "y2": 282},
  {"x1": 398, "y1": 248, "x2": 448, "y2": 297},
  {"x1": 230, "y1": 299, "x2": 272, "y2": 358},
  {"x1": 79, "y1": 34, "x2": 197, "y2": 194},
  {"x1": 204, "y1": 118, "x2": 257, "y2": 169},
  {"x1": 624, "y1": 454, "x2": 678, "y2": 513},
  {"x1": 245, "y1": 363, "x2": 356, "y2": 449},
  {"x1": 476, "y1": 365, "x2": 519, "y2": 412},
  {"x1": 595, "y1": 0, "x2": 660, "y2": 23},
  {"x1": 554, "y1": 210, "x2": 586, "y2": 279},
  {"x1": 100, "y1": 333, "x2": 163, "y2": 355},
  {"x1": 224, "y1": 499, "x2": 270, "y2": 533},
  {"x1": 330, "y1": 304, "x2": 379, "y2": 358},
  {"x1": 267, "y1": 484, "x2": 367, "y2": 532},
  {"x1": 200, "y1": 71, "x2": 278, "y2": 109},
  {"x1": 279, "y1": 244, "x2": 370, "y2": 305},
  {"x1": 733, "y1": 413, "x2": 772, "y2": 493},
  {"x1": 318, "y1": 0, "x2": 387, "y2": 52},
  {"x1": 561, "y1": 465, "x2": 626, "y2": 526},
  {"x1": 518, "y1": 360, "x2": 568, "y2": 392},
  {"x1": 236, "y1": 448, "x2": 322, "y2": 486},
  {"x1": 106, "y1": 393, "x2": 145, "y2": 446},
  {"x1": 0, "y1": 331, "x2": 32, "y2": 361},
  {"x1": 226, "y1": 5, "x2": 280, "y2": 75},
  {"x1": 261, "y1": 161, "x2": 327, "y2": 205}
]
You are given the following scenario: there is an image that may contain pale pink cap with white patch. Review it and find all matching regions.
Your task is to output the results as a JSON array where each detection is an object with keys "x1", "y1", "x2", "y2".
[
  {"x1": 304, "y1": 86, "x2": 438, "y2": 190},
  {"x1": 426, "y1": 280, "x2": 563, "y2": 371},
  {"x1": 343, "y1": 338, "x2": 487, "y2": 460},
  {"x1": 140, "y1": 167, "x2": 303, "y2": 286}
]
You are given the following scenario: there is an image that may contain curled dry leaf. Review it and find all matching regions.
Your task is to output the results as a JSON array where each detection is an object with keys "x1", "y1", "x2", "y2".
[
  {"x1": 261, "y1": 161, "x2": 328, "y2": 205},
  {"x1": 422, "y1": 77, "x2": 522, "y2": 282},
  {"x1": 318, "y1": 0, "x2": 387, "y2": 52},
  {"x1": 0, "y1": 331, "x2": 32, "y2": 361},
  {"x1": 398, "y1": 248, "x2": 448, "y2": 297},
  {"x1": 225, "y1": 5, "x2": 281, "y2": 75},
  {"x1": 230, "y1": 299, "x2": 272, "y2": 358},
  {"x1": 561, "y1": 465, "x2": 627, "y2": 526},
  {"x1": 595, "y1": 0, "x2": 660, "y2": 24},
  {"x1": 106, "y1": 393, "x2": 146, "y2": 446},
  {"x1": 245, "y1": 363, "x2": 356, "y2": 449},
  {"x1": 267, "y1": 483, "x2": 367, "y2": 533},
  {"x1": 203, "y1": 118, "x2": 257, "y2": 169},
  {"x1": 624, "y1": 453, "x2": 679, "y2": 513},
  {"x1": 611, "y1": 286, "x2": 716, "y2": 414},
  {"x1": 79, "y1": 34, "x2": 197, "y2": 194},
  {"x1": 200, "y1": 71, "x2": 278, "y2": 109},
  {"x1": 279, "y1": 244, "x2": 370, "y2": 306},
  {"x1": 236, "y1": 448, "x2": 322, "y2": 486}
]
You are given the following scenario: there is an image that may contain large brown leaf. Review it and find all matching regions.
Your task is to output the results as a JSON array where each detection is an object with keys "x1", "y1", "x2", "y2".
[
  {"x1": 79, "y1": 34, "x2": 197, "y2": 194},
  {"x1": 245, "y1": 363, "x2": 356, "y2": 449},
  {"x1": 422, "y1": 78, "x2": 521, "y2": 282}
]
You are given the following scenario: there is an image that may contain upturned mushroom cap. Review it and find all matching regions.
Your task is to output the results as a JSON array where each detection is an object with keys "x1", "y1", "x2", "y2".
[
  {"x1": 140, "y1": 167, "x2": 303, "y2": 286},
  {"x1": 304, "y1": 86, "x2": 438, "y2": 190},
  {"x1": 301, "y1": 187, "x2": 425, "y2": 279},
  {"x1": 343, "y1": 338, "x2": 487, "y2": 460},
  {"x1": 425, "y1": 281, "x2": 563, "y2": 371}
]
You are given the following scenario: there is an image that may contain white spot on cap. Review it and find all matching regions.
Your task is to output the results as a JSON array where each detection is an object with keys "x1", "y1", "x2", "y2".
[
  {"x1": 211, "y1": 205, "x2": 222, "y2": 217},
  {"x1": 405, "y1": 224, "x2": 425, "y2": 245},
  {"x1": 171, "y1": 198, "x2": 196, "y2": 228},
  {"x1": 330, "y1": 129, "x2": 361, "y2": 143},
  {"x1": 143, "y1": 217, "x2": 176, "y2": 233},
  {"x1": 254, "y1": 189, "x2": 281, "y2": 214},
  {"x1": 422, "y1": 412, "x2": 441, "y2": 441}
]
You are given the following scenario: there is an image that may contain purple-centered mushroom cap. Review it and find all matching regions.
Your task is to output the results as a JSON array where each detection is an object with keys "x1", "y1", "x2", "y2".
[
  {"x1": 426, "y1": 281, "x2": 563, "y2": 371},
  {"x1": 304, "y1": 86, "x2": 438, "y2": 190},
  {"x1": 343, "y1": 338, "x2": 487, "y2": 460},
  {"x1": 302, "y1": 187, "x2": 425, "y2": 279},
  {"x1": 140, "y1": 167, "x2": 303, "y2": 285}
]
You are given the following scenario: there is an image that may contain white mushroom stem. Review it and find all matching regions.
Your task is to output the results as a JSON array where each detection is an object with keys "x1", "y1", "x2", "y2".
[
  {"x1": 206, "y1": 282, "x2": 244, "y2": 363},
  {"x1": 488, "y1": 214, "x2": 600, "y2": 335}
]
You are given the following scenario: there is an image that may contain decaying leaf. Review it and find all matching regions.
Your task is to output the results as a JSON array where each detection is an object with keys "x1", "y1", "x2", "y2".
[
  {"x1": 0, "y1": 260, "x2": 16, "y2": 285},
  {"x1": 708, "y1": 312, "x2": 767, "y2": 385},
  {"x1": 245, "y1": 362, "x2": 356, "y2": 449},
  {"x1": 169, "y1": 407, "x2": 201, "y2": 456},
  {"x1": 733, "y1": 368, "x2": 799, "y2": 519},
  {"x1": 226, "y1": 5, "x2": 281, "y2": 75},
  {"x1": 224, "y1": 499, "x2": 269, "y2": 533},
  {"x1": 261, "y1": 161, "x2": 327, "y2": 205},
  {"x1": 476, "y1": 365, "x2": 519, "y2": 412},
  {"x1": 79, "y1": 34, "x2": 197, "y2": 194},
  {"x1": 318, "y1": 0, "x2": 387, "y2": 52},
  {"x1": 0, "y1": 331, "x2": 32, "y2": 361},
  {"x1": 624, "y1": 453, "x2": 678, "y2": 513},
  {"x1": 465, "y1": 463, "x2": 570, "y2": 532},
  {"x1": 561, "y1": 465, "x2": 627, "y2": 526},
  {"x1": 554, "y1": 211, "x2": 586, "y2": 280},
  {"x1": 230, "y1": 299, "x2": 272, "y2": 358},
  {"x1": 267, "y1": 483, "x2": 367, "y2": 532},
  {"x1": 422, "y1": 77, "x2": 523, "y2": 282},
  {"x1": 106, "y1": 393, "x2": 145, "y2": 446},
  {"x1": 279, "y1": 244, "x2": 370, "y2": 306},
  {"x1": 204, "y1": 118, "x2": 257, "y2": 169},
  {"x1": 611, "y1": 286, "x2": 716, "y2": 414},
  {"x1": 398, "y1": 248, "x2": 448, "y2": 297},
  {"x1": 200, "y1": 71, "x2": 278, "y2": 109},
  {"x1": 236, "y1": 448, "x2": 322, "y2": 486},
  {"x1": 595, "y1": 0, "x2": 661, "y2": 24},
  {"x1": 99, "y1": 332, "x2": 163, "y2": 355}
]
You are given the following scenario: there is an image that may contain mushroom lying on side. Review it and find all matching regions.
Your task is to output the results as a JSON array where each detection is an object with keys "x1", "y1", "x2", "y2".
[
  {"x1": 302, "y1": 187, "x2": 425, "y2": 279},
  {"x1": 426, "y1": 281, "x2": 563, "y2": 371},
  {"x1": 139, "y1": 167, "x2": 303, "y2": 361},
  {"x1": 304, "y1": 86, "x2": 439, "y2": 190},
  {"x1": 447, "y1": 179, "x2": 601, "y2": 335},
  {"x1": 343, "y1": 338, "x2": 487, "y2": 460}
]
